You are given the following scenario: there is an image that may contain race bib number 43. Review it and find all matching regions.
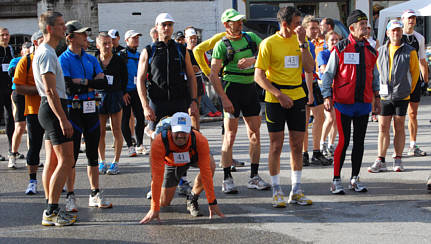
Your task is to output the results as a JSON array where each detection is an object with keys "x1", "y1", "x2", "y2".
[
  {"x1": 284, "y1": 56, "x2": 299, "y2": 68},
  {"x1": 173, "y1": 152, "x2": 191, "y2": 164},
  {"x1": 344, "y1": 53, "x2": 360, "y2": 64}
]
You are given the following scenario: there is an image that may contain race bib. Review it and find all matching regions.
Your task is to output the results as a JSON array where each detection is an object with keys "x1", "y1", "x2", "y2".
[
  {"x1": 344, "y1": 53, "x2": 360, "y2": 64},
  {"x1": 173, "y1": 152, "x2": 190, "y2": 164},
  {"x1": 106, "y1": 75, "x2": 113, "y2": 85},
  {"x1": 380, "y1": 84, "x2": 388, "y2": 95},
  {"x1": 2, "y1": 63, "x2": 9, "y2": 72},
  {"x1": 83, "y1": 100, "x2": 96, "y2": 114},
  {"x1": 284, "y1": 56, "x2": 299, "y2": 68},
  {"x1": 134, "y1": 76, "x2": 137, "y2": 85}
]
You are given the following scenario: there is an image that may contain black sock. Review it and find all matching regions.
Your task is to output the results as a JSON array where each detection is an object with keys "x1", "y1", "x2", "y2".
[
  {"x1": 223, "y1": 167, "x2": 232, "y2": 180},
  {"x1": 91, "y1": 189, "x2": 100, "y2": 197},
  {"x1": 66, "y1": 191, "x2": 74, "y2": 198},
  {"x1": 188, "y1": 191, "x2": 199, "y2": 202},
  {"x1": 333, "y1": 176, "x2": 341, "y2": 180},
  {"x1": 46, "y1": 199, "x2": 49, "y2": 208},
  {"x1": 250, "y1": 163, "x2": 259, "y2": 178},
  {"x1": 46, "y1": 204, "x2": 59, "y2": 215},
  {"x1": 29, "y1": 173, "x2": 37, "y2": 181},
  {"x1": 378, "y1": 156, "x2": 385, "y2": 163}
]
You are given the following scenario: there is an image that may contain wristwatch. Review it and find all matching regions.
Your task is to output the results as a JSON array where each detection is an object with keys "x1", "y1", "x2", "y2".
[{"x1": 299, "y1": 42, "x2": 308, "y2": 49}]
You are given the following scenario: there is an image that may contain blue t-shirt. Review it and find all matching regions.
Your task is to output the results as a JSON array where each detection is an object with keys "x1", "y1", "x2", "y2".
[
  {"x1": 59, "y1": 48, "x2": 103, "y2": 81},
  {"x1": 8, "y1": 57, "x2": 22, "y2": 90},
  {"x1": 119, "y1": 49, "x2": 140, "y2": 92},
  {"x1": 317, "y1": 49, "x2": 331, "y2": 78}
]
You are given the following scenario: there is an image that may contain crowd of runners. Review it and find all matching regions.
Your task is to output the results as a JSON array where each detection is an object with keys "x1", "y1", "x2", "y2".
[{"x1": 0, "y1": 6, "x2": 429, "y2": 226}]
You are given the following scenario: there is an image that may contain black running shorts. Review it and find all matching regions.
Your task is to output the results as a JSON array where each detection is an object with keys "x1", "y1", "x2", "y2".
[
  {"x1": 163, "y1": 161, "x2": 199, "y2": 188},
  {"x1": 12, "y1": 90, "x2": 26, "y2": 122},
  {"x1": 380, "y1": 100, "x2": 409, "y2": 116},
  {"x1": 38, "y1": 97, "x2": 73, "y2": 145},
  {"x1": 223, "y1": 81, "x2": 261, "y2": 118},
  {"x1": 265, "y1": 97, "x2": 307, "y2": 132}
]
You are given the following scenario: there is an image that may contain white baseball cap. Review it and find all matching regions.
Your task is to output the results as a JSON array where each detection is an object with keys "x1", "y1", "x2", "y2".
[
  {"x1": 401, "y1": 9, "x2": 416, "y2": 19},
  {"x1": 386, "y1": 20, "x2": 403, "y2": 31},
  {"x1": 185, "y1": 28, "x2": 197, "y2": 38},
  {"x1": 171, "y1": 112, "x2": 191, "y2": 133},
  {"x1": 124, "y1": 30, "x2": 142, "y2": 40},
  {"x1": 155, "y1": 13, "x2": 175, "y2": 25},
  {"x1": 108, "y1": 29, "x2": 119, "y2": 38}
]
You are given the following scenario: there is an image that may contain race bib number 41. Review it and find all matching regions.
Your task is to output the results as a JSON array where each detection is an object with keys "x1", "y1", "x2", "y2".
[
  {"x1": 344, "y1": 53, "x2": 360, "y2": 64},
  {"x1": 173, "y1": 152, "x2": 190, "y2": 164},
  {"x1": 284, "y1": 56, "x2": 299, "y2": 68}
]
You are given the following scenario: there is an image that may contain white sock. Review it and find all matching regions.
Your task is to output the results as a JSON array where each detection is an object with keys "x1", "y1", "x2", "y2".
[
  {"x1": 291, "y1": 170, "x2": 302, "y2": 185},
  {"x1": 410, "y1": 141, "x2": 416, "y2": 148},
  {"x1": 271, "y1": 174, "x2": 280, "y2": 186},
  {"x1": 320, "y1": 141, "x2": 326, "y2": 150}
]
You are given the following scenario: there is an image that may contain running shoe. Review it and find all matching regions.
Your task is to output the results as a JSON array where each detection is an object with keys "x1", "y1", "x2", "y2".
[
  {"x1": 98, "y1": 161, "x2": 107, "y2": 175},
  {"x1": 89, "y1": 192, "x2": 112, "y2": 208},
  {"x1": 128, "y1": 146, "x2": 137, "y2": 157},
  {"x1": 349, "y1": 176, "x2": 367, "y2": 192},
  {"x1": 178, "y1": 180, "x2": 192, "y2": 196},
  {"x1": 38, "y1": 162, "x2": 44, "y2": 167},
  {"x1": 186, "y1": 195, "x2": 202, "y2": 217},
  {"x1": 107, "y1": 162, "x2": 119, "y2": 175},
  {"x1": 330, "y1": 179, "x2": 345, "y2": 195},
  {"x1": 136, "y1": 145, "x2": 150, "y2": 155},
  {"x1": 146, "y1": 190, "x2": 152, "y2": 199},
  {"x1": 65, "y1": 193, "x2": 78, "y2": 212},
  {"x1": 272, "y1": 190, "x2": 287, "y2": 208},
  {"x1": 303, "y1": 152, "x2": 310, "y2": 167},
  {"x1": 287, "y1": 191, "x2": 312, "y2": 205},
  {"x1": 232, "y1": 159, "x2": 245, "y2": 167},
  {"x1": 17, "y1": 152, "x2": 25, "y2": 159},
  {"x1": 311, "y1": 152, "x2": 332, "y2": 166},
  {"x1": 408, "y1": 145, "x2": 427, "y2": 157},
  {"x1": 25, "y1": 180, "x2": 38, "y2": 195},
  {"x1": 0, "y1": 154, "x2": 5, "y2": 161},
  {"x1": 427, "y1": 176, "x2": 431, "y2": 192},
  {"x1": 393, "y1": 157, "x2": 404, "y2": 172},
  {"x1": 247, "y1": 175, "x2": 271, "y2": 190},
  {"x1": 321, "y1": 143, "x2": 329, "y2": 157},
  {"x1": 328, "y1": 145, "x2": 335, "y2": 157},
  {"x1": 368, "y1": 158, "x2": 387, "y2": 173},
  {"x1": 131, "y1": 137, "x2": 137, "y2": 147},
  {"x1": 42, "y1": 209, "x2": 75, "y2": 226},
  {"x1": 8, "y1": 153, "x2": 17, "y2": 169},
  {"x1": 222, "y1": 177, "x2": 238, "y2": 194}
]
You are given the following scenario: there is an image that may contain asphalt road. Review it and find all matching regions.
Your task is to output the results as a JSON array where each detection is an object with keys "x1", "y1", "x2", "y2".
[{"x1": 1, "y1": 97, "x2": 431, "y2": 243}]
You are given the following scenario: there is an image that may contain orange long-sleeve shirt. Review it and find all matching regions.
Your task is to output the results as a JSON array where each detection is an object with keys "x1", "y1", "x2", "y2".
[{"x1": 150, "y1": 130, "x2": 216, "y2": 211}]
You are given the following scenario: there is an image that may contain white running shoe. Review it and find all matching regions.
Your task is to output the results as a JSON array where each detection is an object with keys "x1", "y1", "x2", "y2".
[
  {"x1": 89, "y1": 192, "x2": 113, "y2": 208},
  {"x1": 8, "y1": 153, "x2": 17, "y2": 169},
  {"x1": 65, "y1": 193, "x2": 78, "y2": 212},
  {"x1": 222, "y1": 177, "x2": 238, "y2": 194},
  {"x1": 25, "y1": 180, "x2": 38, "y2": 195}
]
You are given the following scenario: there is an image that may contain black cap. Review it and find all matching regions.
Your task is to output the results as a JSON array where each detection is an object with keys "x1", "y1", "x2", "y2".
[
  {"x1": 346, "y1": 9, "x2": 368, "y2": 27},
  {"x1": 65, "y1": 20, "x2": 91, "y2": 35},
  {"x1": 175, "y1": 31, "x2": 185, "y2": 40}
]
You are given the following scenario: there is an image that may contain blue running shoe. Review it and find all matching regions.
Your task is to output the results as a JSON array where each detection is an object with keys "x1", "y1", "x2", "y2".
[
  {"x1": 107, "y1": 162, "x2": 119, "y2": 175},
  {"x1": 99, "y1": 162, "x2": 107, "y2": 174}
]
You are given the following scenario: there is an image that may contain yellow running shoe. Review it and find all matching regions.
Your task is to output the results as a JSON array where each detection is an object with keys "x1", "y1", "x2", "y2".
[
  {"x1": 287, "y1": 191, "x2": 312, "y2": 206},
  {"x1": 272, "y1": 191, "x2": 287, "y2": 208},
  {"x1": 42, "y1": 209, "x2": 76, "y2": 226}
]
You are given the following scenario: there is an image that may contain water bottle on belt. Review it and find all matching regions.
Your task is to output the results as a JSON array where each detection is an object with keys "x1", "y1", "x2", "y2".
[{"x1": 72, "y1": 94, "x2": 80, "y2": 109}]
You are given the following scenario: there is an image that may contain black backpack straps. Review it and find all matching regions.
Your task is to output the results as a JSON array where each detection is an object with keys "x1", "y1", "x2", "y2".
[
  {"x1": 26, "y1": 54, "x2": 31, "y2": 72},
  {"x1": 189, "y1": 130, "x2": 198, "y2": 164},
  {"x1": 242, "y1": 32, "x2": 258, "y2": 56},
  {"x1": 161, "y1": 129, "x2": 170, "y2": 157}
]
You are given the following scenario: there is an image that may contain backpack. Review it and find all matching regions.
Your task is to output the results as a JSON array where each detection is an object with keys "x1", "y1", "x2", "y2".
[
  {"x1": 145, "y1": 41, "x2": 185, "y2": 74},
  {"x1": 155, "y1": 117, "x2": 198, "y2": 164},
  {"x1": 220, "y1": 32, "x2": 258, "y2": 77},
  {"x1": 119, "y1": 49, "x2": 139, "y2": 61}
]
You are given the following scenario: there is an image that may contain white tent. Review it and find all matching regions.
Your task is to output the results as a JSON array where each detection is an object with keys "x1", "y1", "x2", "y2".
[{"x1": 377, "y1": 0, "x2": 431, "y2": 44}]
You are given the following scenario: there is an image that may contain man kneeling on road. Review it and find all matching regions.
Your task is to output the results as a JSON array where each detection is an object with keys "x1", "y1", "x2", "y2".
[{"x1": 140, "y1": 112, "x2": 224, "y2": 223}]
